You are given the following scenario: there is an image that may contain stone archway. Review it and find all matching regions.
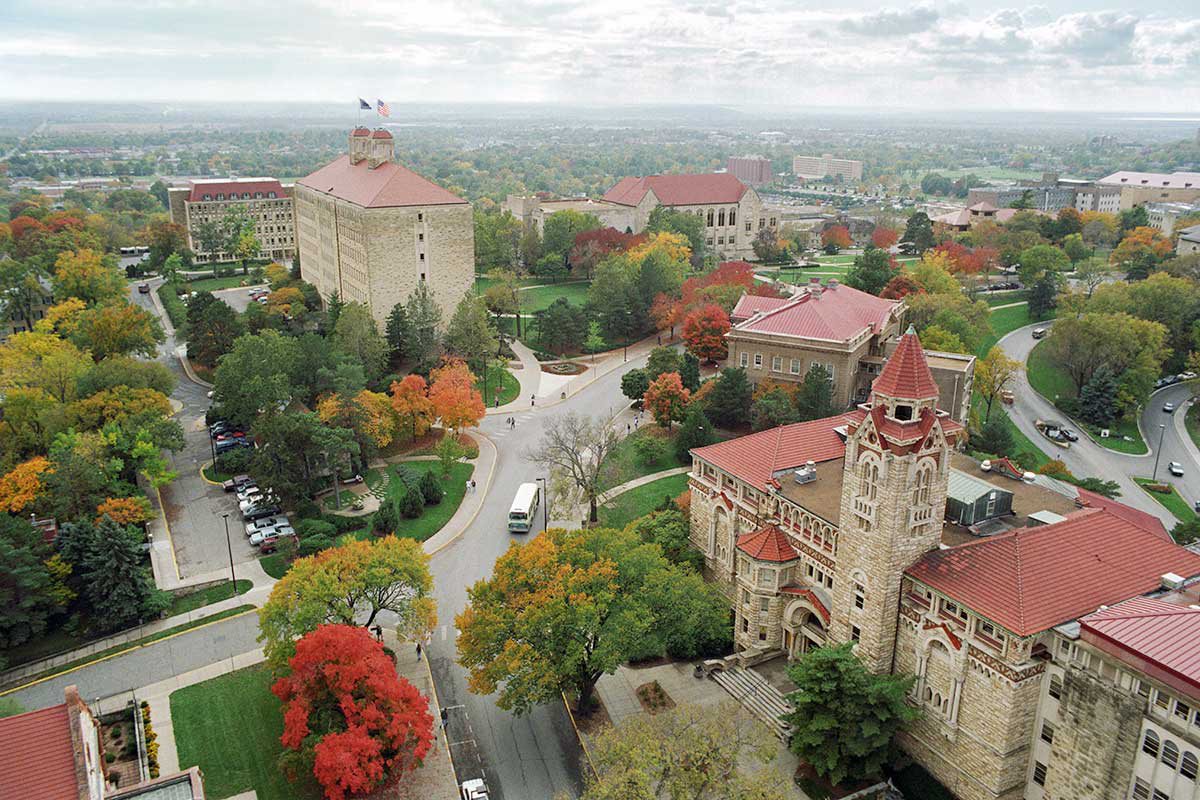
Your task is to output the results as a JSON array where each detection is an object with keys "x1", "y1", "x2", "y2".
[
  {"x1": 783, "y1": 600, "x2": 827, "y2": 659},
  {"x1": 712, "y1": 506, "x2": 730, "y2": 565}
]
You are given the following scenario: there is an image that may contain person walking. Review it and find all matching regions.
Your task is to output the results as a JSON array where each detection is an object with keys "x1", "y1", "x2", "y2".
[
  {"x1": 530, "y1": 394, "x2": 536, "y2": 407},
  {"x1": 416, "y1": 641, "x2": 423, "y2": 661},
  {"x1": 495, "y1": 397, "x2": 500, "y2": 408}
]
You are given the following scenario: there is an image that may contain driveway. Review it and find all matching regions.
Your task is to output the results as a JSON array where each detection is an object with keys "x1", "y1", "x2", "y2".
[{"x1": 997, "y1": 321, "x2": 1185, "y2": 529}]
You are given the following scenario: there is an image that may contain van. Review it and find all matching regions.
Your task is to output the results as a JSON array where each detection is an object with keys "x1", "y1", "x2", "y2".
[
  {"x1": 508, "y1": 483, "x2": 540, "y2": 533},
  {"x1": 1031, "y1": 328, "x2": 1047, "y2": 339}
]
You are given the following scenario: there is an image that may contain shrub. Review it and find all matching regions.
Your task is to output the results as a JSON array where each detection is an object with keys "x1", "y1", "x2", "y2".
[
  {"x1": 633, "y1": 435, "x2": 668, "y2": 468},
  {"x1": 293, "y1": 499, "x2": 321, "y2": 521},
  {"x1": 373, "y1": 500, "x2": 398, "y2": 534},
  {"x1": 296, "y1": 519, "x2": 337, "y2": 540},
  {"x1": 298, "y1": 535, "x2": 334, "y2": 557},
  {"x1": 398, "y1": 488, "x2": 424, "y2": 519},
  {"x1": 418, "y1": 470, "x2": 442, "y2": 505},
  {"x1": 105, "y1": 752, "x2": 115, "y2": 764},
  {"x1": 215, "y1": 447, "x2": 252, "y2": 474}
]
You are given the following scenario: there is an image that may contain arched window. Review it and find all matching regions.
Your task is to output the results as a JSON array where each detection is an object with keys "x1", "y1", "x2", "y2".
[
  {"x1": 1182, "y1": 752, "x2": 1198, "y2": 781},
  {"x1": 859, "y1": 459, "x2": 879, "y2": 500},
  {"x1": 1142, "y1": 729, "x2": 1160, "y2": 757},
  {"x1": 1164, "y1": 740, "x2": 1180, "y2": 769},
  {"x1": 913, "y1": 465, "x2": 933, "y2": 506},
  {"x1": 706, "y1": 209, "x2": 714, "y2": 226},
  {"x1": 718, "y1": 209, "x2": 726, "y2": 227}
]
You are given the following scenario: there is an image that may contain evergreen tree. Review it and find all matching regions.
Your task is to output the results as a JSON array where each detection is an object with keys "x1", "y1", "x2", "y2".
[
  {"x1": 679, "y1": 352, "x2": 701, "y2": 392},
  {"x1": 373, "y1": 498, "x2": 399, "y2": 534},
  {"x1": 1079, "y1": 366, "x2": 1118, "y2": 427},
  {"x1": 385, "y1": 302, "x2": 410, "y2": 362},
  {"x1": 398, "y1": 487, "x2": 425, "y2": 519},
  {"x1": 783, "y1": 644, "x2": 919, "y2": 787},
  {"x1": 405, "y1": 282, "x2": 443, "y2": 369},
  {"x1": 419, "y1": 470, "x2": 443, "y2": 505},
  {"x1": 621, "y1": 368, "x2": 650, "y2": 404},
  {"x1": 674, "y1": 403, "x2": 715, "y2": 462},
  {"x1": 1028, "y1": 272, "x2": 1062, "y2": 319},
  {"x1": 752, "y1": 387, "x2": 799, "y2": 431},
  {"x1": 845, "y1": 247, "x2": 896, "y2": 296},
  {"x1": 539, "y1": 298, "x2": 588, "y2": 354},
  {"x1": 974, "y1": 415, "x2": 1015, "y2": 456},
  {"x1": 645, "y1": 346, "x2": 682, "y2": 383},
  {"x1": 82, "y1": 518, "x2": 169, "y2": 631},
  {"x1": 899, "y1": 212, "x2": 935, "y2": 255},
  {"x1": 795, "y1": 364, "x2": 837, "y2": 421},
  {"x1": 445, "y1": 293, "x2": 499, "y2": 366},
  {"x1": 0, "y1": 536, "x2": 62, "y2": 649},
  {"x1": 326, "y1": 291, "x2": 345, "y2": 329},
  {"x1": 703, "y1": 367, "x2": 752, "y2": 428}
]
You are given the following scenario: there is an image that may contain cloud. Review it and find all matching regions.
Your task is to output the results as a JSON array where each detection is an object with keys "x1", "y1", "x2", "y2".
[{"x1": 838, "y1": 5, "x2": 940, "y2": 37}]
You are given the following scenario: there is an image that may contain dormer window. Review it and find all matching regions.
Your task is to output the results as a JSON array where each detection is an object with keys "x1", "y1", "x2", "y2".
[{"x1": 894, "y1": 404, "x2": 913, "y2": 421}]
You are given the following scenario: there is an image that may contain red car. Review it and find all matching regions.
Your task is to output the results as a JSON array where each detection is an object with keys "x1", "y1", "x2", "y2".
[{"x1": 258, "y1": 532, "x2": 296, "y2": 555}]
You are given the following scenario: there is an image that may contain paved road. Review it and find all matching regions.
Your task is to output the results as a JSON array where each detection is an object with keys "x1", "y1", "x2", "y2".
[
  {"x1": 1140, "y1": 383, "x2": 1200, "y2": 513},
  {"x1": 997, "y1": 321, "x2": 1191, "y2": 527}
]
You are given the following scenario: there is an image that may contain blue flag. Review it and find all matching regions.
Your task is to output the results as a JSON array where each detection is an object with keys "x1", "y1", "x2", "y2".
[{"x1": 358, "y1": 98, "x2": 371, "y2": 110}]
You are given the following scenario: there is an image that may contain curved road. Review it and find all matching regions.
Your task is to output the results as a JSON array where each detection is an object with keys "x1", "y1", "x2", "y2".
[{"x1": 998, "y1": 321, "x2": 1197, "y2": 527}]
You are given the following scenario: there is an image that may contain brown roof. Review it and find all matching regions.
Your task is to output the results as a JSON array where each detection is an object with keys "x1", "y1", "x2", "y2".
[
  {"x1": 297, "y1": 155, "x2": 467, "y2": 208},
  {"x1": 603, "y1": 173, "x2": 748, "y2": 207},
  {"x1": 0, "y1": 704, "x2": 78, "y2": 800},
  {"x1": 691, "y1": 415, "x2": 851, "y2": 491},
  {"x1": 737, "y1": 524, "x2": 801, "y2": 562},
  {"x1": 729, "y1": 283, "x2": 898, "y2": 342},
  {"x1": 1081, "y1": 597, "x2": 1200, "y2": 700},
  {"x1": 871, "y1": 329, "x2": 940, "y2": 400}
]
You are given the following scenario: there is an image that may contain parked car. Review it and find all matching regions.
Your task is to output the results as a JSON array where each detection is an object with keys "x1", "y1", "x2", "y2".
[
  {"x1": 1180, "y1": 372, "x2": 1198, "y2": 381},
  {"x1": 137, "y1": 282, "x2": 150, "y2": 294},
  {"x1": 245, "y1": 515, "x2": 289, "y2": 537},
  {"x1": 214, "y1": 439, "x2": 249, "y2": 455},
  {"x1": 1164, "y1": 402, "x2": 1177, "y2": 413},
  {"x1": 243, "y1": 504, "x2": 281, "y2": 521},
  {"x1": 460, "y1": 779, "x2": 489, "y2": 800},
  {"x1": 222, "y1": 474, "x2": 253, "y2": 492},
  {"x1": 1168, "y1": 462, "x2": 1185, "y2": 477},
  {"x1": 1031, "y1": 328, "x2": 1048, "y2": 340},
  {"x1": 236, "y1": 485, "x2": 263, "y2": 504},
  {"x1": 250, "y1": 524, "x2": 295, "y2": 547},
  {"x1": 258, "y1": 532, "x2": 296, "y2": 555},
  {"x1": 240, "y1": 492, "x2": 276, "y2": 513},
  {"x1": 1059, "y1": 429, "x2": 1079, "y2": 442},
  {"x1": 209, "y1": 421, "x2": 234, "y2": 436}
]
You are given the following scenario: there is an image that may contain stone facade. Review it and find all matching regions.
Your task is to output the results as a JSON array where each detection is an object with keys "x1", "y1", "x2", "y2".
[
  {"x1": 168, "y1": 178, "x2": 295, "y2": 263},
  {"x1": 728, "y1": 324, "x2": 881, "y2": 410}
]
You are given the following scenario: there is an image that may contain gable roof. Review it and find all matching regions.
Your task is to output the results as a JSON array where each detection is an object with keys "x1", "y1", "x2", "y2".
[
  {"x1": 297, "y1": 155, "x2": 467, "y2": 208},
  {"x1": 730, "y1": 293, "x2": 793, "y2": 323},
  {"x1": 188, "y1": 177, "x2": 285, "y2": 202},
  {"x1": 691, "y1": 415, "x2": 850, "y2": 490},
  {"x1": 729, "y1": 283, "x2": 898, "y2": 342},
  {"x1": 0, "y1": 703, "x2": 78, "y2": 800},
  {"x1": 871, "y1": 328, "x2": 940, "y2": 400},
  {"x1": 737, "y1": 524, "x2": 801, "y2": 562},
  {"x1": 906, "y1": 508, "x2": 1200, "y2": 636},
  {"x1": 1075, "y1": 486, "x2": 1169, "y2": 540},
  {"x1": 1081, "y1": 597, "x2": 1200, "y2": 699},
  {"x1": 602, "y1": 173, "x2": 748, "y2": 207}
]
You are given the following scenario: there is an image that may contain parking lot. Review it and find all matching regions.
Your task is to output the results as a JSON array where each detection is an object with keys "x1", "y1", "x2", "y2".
[{"x1": 212, "y1": 284, "x2": 268, "y2": 313}]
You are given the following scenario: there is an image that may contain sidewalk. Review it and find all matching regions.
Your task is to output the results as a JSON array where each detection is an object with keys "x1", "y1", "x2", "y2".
[
  {"x1": 423, "y1": 432, "x2": 498, "y2": 556},
  {"x1": 0, "y1": 560, "x2": 275, "y2": 688},
  {"x1": 492, "y1": 338, "x2": 541, "y2": 414},
  {"x1": 596, "y1": 466, "x2": 691, "y2": 505}
]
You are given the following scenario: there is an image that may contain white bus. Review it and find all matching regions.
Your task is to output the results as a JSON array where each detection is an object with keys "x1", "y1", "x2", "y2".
[{"x1": 508, "y1": 482, "x2": 540, "y2": 533}]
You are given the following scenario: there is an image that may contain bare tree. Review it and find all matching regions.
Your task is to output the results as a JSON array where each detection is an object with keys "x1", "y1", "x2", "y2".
[{"x1": 526, "y1": 411, "x2": 622, "y2": 524}]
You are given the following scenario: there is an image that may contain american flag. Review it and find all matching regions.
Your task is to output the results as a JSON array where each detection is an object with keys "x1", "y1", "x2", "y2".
[{"x1": 376, "y1": 99, "x2": 390, "y2": 117}]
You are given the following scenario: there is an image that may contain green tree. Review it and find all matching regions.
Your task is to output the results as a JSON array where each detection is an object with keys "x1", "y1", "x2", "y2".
[
  {"x1": 1028, "y1": 271, "x2": 1063, "y2": 319},
  {"x1": 187, "y1": 297, "x2": 244, "y2": 368},
  {"x1": 752, "y1": 387, "x2": 798, "y2": 431},
  {"x1": 1062, "y1": 233, "x2": 1090, "y2": 264},
  {"x1": 193, "y1": 219, "x2": 227, "y2": 259},
  {"x1": 645, "y1": 346, "x2": 682, "y2": 383},
  {"x1": 703, "y1": 367, "x2": 752, "y2": 428},
  {"x1": 782, "y1": 644, "x2": 919, "y2": 787},
  {"x1": 474, "y1": 209, "x2": 521, "y2": 270},
  {"x1": 899, "y1": 212, "x2": 934, "y2": 255},
  {"x1": 1016, "y1": 244, "x2": 1069, "y2": 287},
  {"x1": 974, "y1": 414, "x2": 1015, "y2": 456},
  {"x1": 795, "y1": 364, "x2": 836, "y2": 421},
  {"x1": 845, "y1": 247, "x2": 896, "y2": 295},
  {"x1": 0, "y1": 535, "x2": 62, "y2": 649},
  {"x1": 82, "y1": 517, "x2": 170, "y2": 631},
  {"x1": 588, "y1": 256, "x2": 640, "y2": 344},
  {"x1": 584, "y1": 321, "x2": 606, "y2": 356},
  {"x1": 543, "y1": 210, "x2": 602, "y2": 268},
  {"x1": 384, "y1": 302, "x2": 410, "y2": 363},
  {"x1": 405, "y1": 282, "x2": 442, "y2": 369},
  {"x1": 332, "y1": 302, "x2": 389, "y2": 381},
  {"x1": 917, "y1": 324, "x2": 967, "y2": 354},
  {"x1": 149, "y1": 179, "x2": 169, "y2": 209},
  {"x1": 1079, "y1": 366, "x2": 1118, "y2": 427},
  {"x1": 621, "y1": 368, "x2": 650, "y2": 404},
  {"x1": 0, "y1": 259, "x2": 49, "y2": 333},
  {"x1": 680, "y1": 352, "x2": 701, "y2": 392},
  {"x1": 539, "y1": 298, "x2": 588, "y2": 355},
  {"x1": 212, "y1": 330, "x2": 302, "y2": 427},
  {"x1": 434, "y1": 434, "x2": 466, "y2": 478},
  {"x1": 444, "y1": 293, "x2": 499, "y2": 367},
  {"x1": 674, "y1": 402, "x2": 715, "y2": 463},
  {"x1": 518, "y1": 222, "x2": 542, "y2": 269},
  {"x1": 646, "y1": 205, "x2": 706, "y2": 264},
  {"x1": 221, "y1": 206, "x2": 259, "y2": 274}
]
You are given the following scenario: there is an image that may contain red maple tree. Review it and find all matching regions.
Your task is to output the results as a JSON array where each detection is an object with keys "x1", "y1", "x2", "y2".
[
  {"x1": 871, "y1": 226, "x2": 899, "y2": 249},
  {"x1": 879, "y1": 274, "x2": 923, "y2": 299},
  {"x1": 643, "y1": 371, "x2": 691, "y2": 429},
  {"x1": 272, "y1": 624, "x2": 434, "y2": 800},
  {"x1": 682, "y1": 303, "x2": 730, "y2": 364},
  {"x1": 428, "y1": 358, "x2": 485, "y2": 432},
  {"x1": 821, "y1": 225, "x2": 852, "y2": 250}
]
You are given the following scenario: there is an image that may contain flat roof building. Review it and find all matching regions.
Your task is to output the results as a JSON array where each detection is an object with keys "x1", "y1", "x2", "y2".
[
  {"x1": 792, "y1": 154, "x2": 863, "y2": 182},
  {"x1": 168, "y1": 177, "x2": 295, "y2": 264},
  {"x1": 727, "y1": 156, "x2": 773, "y2": 187}
]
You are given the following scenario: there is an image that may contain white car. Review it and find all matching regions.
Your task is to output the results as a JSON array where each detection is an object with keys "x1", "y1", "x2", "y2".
[
  {"x1": 250, "y1": 525, "x2": 294, "y2": 548},
  {"x1": 1168, "y1": 462, "x2": 1185, "y2": 477},
  {"x1": 245, "y1": 515, "x2": 289, "y2": 537},
  {"x1": 240, "y1": 493, "x2": 276, "y2": 513},
  {"x1": 235, "y1": 485, "x2": 261, "y2": 503}
]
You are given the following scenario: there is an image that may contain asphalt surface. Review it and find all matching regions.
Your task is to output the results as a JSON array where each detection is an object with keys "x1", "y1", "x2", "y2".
[{"x1": 997, "y1": 321, "x2": 1197, "y2": 525}]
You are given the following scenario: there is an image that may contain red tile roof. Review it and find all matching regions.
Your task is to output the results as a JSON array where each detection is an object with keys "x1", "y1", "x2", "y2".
[
  {"x1": 844, "y1": 404, "x2": 963, "y2": 448},
  {"x1": 1081, "y1": 597, "x2": 1200, "y2": 699},
  {"x1": 352, "y1": 127, "x2": 370, "y2": 136},
  {"x1": 602, "y1": 173, "x2": 748, "y2": 207},
  {"x1": 906, "y1": 508, "x2": 1200, "y2": 637},
  {"x1": 371, "y1": 129, "x2": 393, "y2": 139},
  {"x1": 691, "y1": 415, "x2": 850, "y2": 490},
  {"x1": 188, "y1": 178, "x2": 285, "y2": 202},
  {"x1": 737, "y1": 524, "x2": 801, "y2": 562},
  {"x1": 729, "y1": 283, "x2": 898, "y2": 342},
  {"x1": 0, "y1": 703, "x2": 78, "y2": 800},
  {"x1": 871, "y1": 329, "x2": 940, "y2": 400},
  {"x1": 729, "y1": 293, "x2": 793, "y2": 322},
  {"x1": 297, "y1": 155, "x2": 467, "y2": 208},
  {"x1": 1075, "y1": 486, "x2": 1169, "y2": 540}
]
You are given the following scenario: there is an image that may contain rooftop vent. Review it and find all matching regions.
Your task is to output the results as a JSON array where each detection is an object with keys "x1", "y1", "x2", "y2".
[
  {"x1": 1162, "y1": 573, "x2": 1186, "y2": 591},
  {"x1": 793, "y1": 460, "x2": 817, "y2": 485},
  {"x1": 980, "y1": 459, "x2": 992, "y2": 472}
]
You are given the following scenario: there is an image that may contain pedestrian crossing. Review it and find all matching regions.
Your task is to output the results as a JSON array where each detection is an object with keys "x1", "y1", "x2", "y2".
[{"x1": 489, "y1": 413, "x2": 535, "y2": 438}]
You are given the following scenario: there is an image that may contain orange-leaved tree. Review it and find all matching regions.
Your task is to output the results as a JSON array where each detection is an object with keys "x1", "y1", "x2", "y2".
[
  {"x1": 96, "y1": 496, "x2": 153, "y2": 526},
  {"x1": 389, "y1": 374, "x2": 436, "y2": 442},
  {"x1": 871, "y1": 226, "x2": 899, "y2": 249},
  {"x1": 272, "y1": 624, "x2": 434, "y2": 800},
  {"x1": 643, "y1": 371, "x2": 690, "y2": 430},
  {"x1": 0, "y1": 456, "x2": 53, "y2": 513},
  {"x1": 821, "y1": 225, "x2": 852, "y2": 252},
  {"x1": 428, "y1": 358, "x2": 485, "y2": 432},
  {"x1": 682, "y1": 303, "x2": 730, "y2": 364},
  {"x1": 51, "y1": 249, "x2": 125, "y2": 306}
]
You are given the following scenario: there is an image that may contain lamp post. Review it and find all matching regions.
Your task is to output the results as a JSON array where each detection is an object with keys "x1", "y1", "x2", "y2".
[
  {"x1": 535, "y1": 476, "x2": 549, "y2": 532},
  {"x1": 221, "y1": 513, "x2": 236, "y2": 592},
  {"x1": 1152, "y1": 423, "x2": 1167, "y2": 482}
]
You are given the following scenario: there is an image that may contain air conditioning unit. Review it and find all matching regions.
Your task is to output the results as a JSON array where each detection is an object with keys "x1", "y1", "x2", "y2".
[
  {"x1": 794, "y1": 460, "x2": 818, "y2": 485},
  {"x1": 1162, "y1": 573, "x2": 1186, "y2": 591}
]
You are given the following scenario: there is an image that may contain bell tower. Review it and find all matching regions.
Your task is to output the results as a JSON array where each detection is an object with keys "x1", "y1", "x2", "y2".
[{"x1": 829, "y1": 328, "x2": 952, "y2": 673}]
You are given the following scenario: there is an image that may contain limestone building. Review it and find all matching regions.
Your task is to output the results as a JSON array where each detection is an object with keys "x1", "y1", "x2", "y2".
[
  {"x1": 1095, "y1": 171, "x2": 1200, "y2": 211},
  {"x1": 792, "y1": 154, "x2": 864, "y2": 182},
  {"x1": 725, "y1": 282, "x2": 974, "y2": 424},
  {"x1": 600, "y1": 173, "x2": 766, "y2": 261},
  {"x1": 167, "y1": 177, "x2": 295, "y2": 264},
  {"x1": 502, "y1": 195, "x2": 635, "y2": 235},
  {"x1": 293, "y1": 128, "x2": 473, "y2": 330},
  {"x1": 687, "y1": 330, "x2": 1200, "y2": 800}
]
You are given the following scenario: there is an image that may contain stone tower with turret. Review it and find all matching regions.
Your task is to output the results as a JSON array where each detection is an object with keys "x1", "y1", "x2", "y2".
[{"x1": 828, "y1": 327, "x2": 954, "y2": 673}]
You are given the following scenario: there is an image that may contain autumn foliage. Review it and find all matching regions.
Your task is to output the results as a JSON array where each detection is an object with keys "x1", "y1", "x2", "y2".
[
  {"x1": 931, "y1": 241, "x2": 997, "y2": 274},
  {"x1": 651, "y1": 260, "x2": 767, "y2": 333},
  {"x1": 96, "y1": 496, "x2": 153, "y2": 526},
  {"x1": 681, "y1": 303, "x2": 731, "y2": 363},
  {"x1": 272, "y1": 624, "x2": 434, "y2": 800},
  {"x1": 389, "y1": 374, "x2": 436, "y2": 442},
  {"x1": 643, "y1": 371, "x2": 690, "y2": 429},
  {"x1": 821, "y1": 225, "x2": 852, "y2": 250},
  {"x1": 871, "y1": 227, "x2": 899, "y2": 249},
  {"x1": 428, "y1": 359, "x2": 485, "y2": 432},
  {"x1": 0, "y1": 456, "x2": 53, "y2": 513},
  {"x1": 879, "y1": 274, "x2": 923, "y2": 299}
]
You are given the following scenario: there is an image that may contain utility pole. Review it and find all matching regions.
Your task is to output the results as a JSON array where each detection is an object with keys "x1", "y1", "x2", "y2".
[
  {"x1": 535, "y1": 476, "x2": 549, "y2": 532},
  {"x1": 221, "y1": 513, "x2": 236, "y2": 593},
  {"x1": 1152, "y1": 423, "x2": 1167, "y2": 481}
]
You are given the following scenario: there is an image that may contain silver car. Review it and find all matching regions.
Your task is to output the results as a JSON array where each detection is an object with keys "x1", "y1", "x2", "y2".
[
  {"x1": 245, "y1": 515, "x2": 289, "y2": 537},
  {"x1": 250, "y1": 524, "x2": 295, "y2": 547}
]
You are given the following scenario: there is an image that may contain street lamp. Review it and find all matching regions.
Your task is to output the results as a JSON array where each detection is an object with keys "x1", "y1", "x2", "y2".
[
  {"x1": 221, "y1": 513, "x2": 236, "y2": 593},
  {"x1": 1152, "y1": 423, "x2": 1167, "y2": 482},
  {"x1": 535, "y1": 477, "x2": 549, "y2": 532}
]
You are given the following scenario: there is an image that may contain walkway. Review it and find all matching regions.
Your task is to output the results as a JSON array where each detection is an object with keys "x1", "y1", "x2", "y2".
[{"x1": 596, "y1": 466, "x2": 691, "y2": 505}]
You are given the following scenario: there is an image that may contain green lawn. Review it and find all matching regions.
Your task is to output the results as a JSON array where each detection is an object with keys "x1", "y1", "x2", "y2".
[
  {"x1": 983, "y1": 291, "x2": 1029, "y2": 307},
  {"x1": 167, "y1": 580, "x2": 252, "y2": 617},
  {"x1": 518, "y1": 281, "x2": 592, "y2": 312},
  {"x1": 1188, "y1": 403, "x2": 1200, "y2": 450},
  {"x1": 186, "y1": 275, "x2": 264, "y2": 293},
  {"x1": 259, "y1": 554, "x2": 292, "y2": 581},
  {"x1": 478, "y1": 361, "x2": 520, "y2": 407},
  {"x1": 1027, "y1": 340, "x2": 1147, "y2": 454},
  {"x1": 599, "y1": 427, "x2": 688, "y2": 491},
  {"x1": 370, "y1": 460, "x2": 474, "y2": 541},
  {"x1": 172, "y1": 665, "x2": 321, "y2": 800},
  {"x1": 978, "y1": 303, "x2": 1036, "y2": 356},
  {"x1": 598, "y1": 473, "x2": 691, "y2": 530},
  {"x1": 1134, "y1": 478, "x2": 1197, "y2": 523},
  {"x1": 201, "y1": 463, "x2": 239, "y2": 483}
]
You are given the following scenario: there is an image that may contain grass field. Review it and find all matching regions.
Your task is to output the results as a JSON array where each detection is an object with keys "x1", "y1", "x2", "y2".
[
  {"x1": 375, "y1": 460, "x2": 474, "y2": 542},
  {"x1": 186, "y1": 275, "x2": 264, "y2": 293},
  {"x1": 1134, "y1": 478, "x2": 1197, "y2": 523},
  {"x1": 168, "y1": 580, "x2": 252, "y2": 616},
  {"x1": 983, "y1": 291, "x2": 1029, "y2": 307},
  {"x1": 1188, "y1": 403, "x2": 1200, "y2": 450},
  {"x1": 479, "y1": 361, "x2": 520, "y2": 407},
  {"x1": 1027, "y1": 340, "x2": 1147, "y2": 454},
  {"x1": 173, "y1": 665, "x2": 321, "y2": 800},
  {"x1": 474, "y1": 276, "x2": 592, "y2": 313},
  {"x1": 599, "y1": 427, "x2": 687, "y2": 491},
  {"x1": 978, "y1": 303, "x2": 1035, "y2": 356},
  {"x1": 156, "y1": 284, "x2": 186, "y2": 327},
  {"x1": 598, "y1": 473, "x2": 691, "y2": 530}
]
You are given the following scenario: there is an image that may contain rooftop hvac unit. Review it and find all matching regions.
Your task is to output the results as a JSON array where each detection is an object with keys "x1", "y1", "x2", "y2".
[
  {"x1": 794, "y1": 461, "x2": 818, "y2": 485},
  {"x1": 1162, "y1": 573, "x2": 1186, "y2": 591}
]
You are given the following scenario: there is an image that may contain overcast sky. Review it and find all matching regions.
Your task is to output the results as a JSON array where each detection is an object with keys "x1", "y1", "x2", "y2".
[{"x1": 1, "y1": 1, "x2": 1197, "y2": 111}]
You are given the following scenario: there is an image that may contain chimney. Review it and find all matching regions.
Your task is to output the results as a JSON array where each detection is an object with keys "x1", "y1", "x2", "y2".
[
  {"x1": 349, "y1": 127, "x2": 370, "y2": 165},
  {"x1": 826, "y1": 278, "x2": 839, "y2": 288},
  {"x1": 808, "y1": 276, "x2": 822, "y2": 297},
  {"x1": 368, "y1": 128, "x2": 394, "y2": 169}
]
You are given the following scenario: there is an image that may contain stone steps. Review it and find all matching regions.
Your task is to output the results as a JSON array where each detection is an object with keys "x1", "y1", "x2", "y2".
[{"x1": 710, "y1": 665, "x2": 793, "y2": 740}]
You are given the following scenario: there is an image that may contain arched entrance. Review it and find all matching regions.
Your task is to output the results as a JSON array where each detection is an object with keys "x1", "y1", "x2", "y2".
[{"x1": 783, "y1": 601, "x2": 827, "y2": 659}]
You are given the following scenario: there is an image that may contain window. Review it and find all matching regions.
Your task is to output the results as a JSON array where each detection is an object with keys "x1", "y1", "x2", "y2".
[
  {"x1": 419, "y1": 253, "x2": 425, "y2": 261},
  {"x1": 742, "y1": 618, "x2": 749, "y2": 633},
  {"x1": 216, "y1": 193, "x2": 225, "y2": 200},
  {"x1": 1155, "y1": 691, "x2": 1171, "y2": 711},
  {"x1": 1175, "y1": 700, "x2": 1191, "y2": 722},
  {"x1": 758, "y1": 217, "x2": 765, "y2": 229},
  {"x1": 850, "y1": 625, "x2": 861, "y2": 642},
  {"x1": 729, "y1": 235, "x2": 736, "y2": 244},
  {"x1": 859, "y1": 460, "x2": 879, "y2": 501},
  {"x1": 754, "y1": 353, "x2": 763, "y2": 369},
  {"x1": 1048, "y1": 675, "x2": 1063, "y2": 700},
  {"x1": 759, "y1": 597, "x2": 770, "y2": 612},
  {"x1": 1131, "y1": 778, "x2": 1150, "y2": 800},
  {"x1": 740, "y1": 352, "x2": 749, "y2": 368},
  {"x1": 757, "y1": 569, "x2": 775, "y2": 589},
  {"x1": 854, "y1": 582, "x2": 865, "y2": 609},
  {"x1": 1040, "y1": 721, "x2": 1054, "y2": 744},
  {"x1": 729, "y1": 210, "x2": 736, "y2": 226},
  {"x1": 268, "y1": 191, "x2": 277, "y2": 199},
  {"x1": 418, "y1": 212, "x2": 423, "y2": 222},
  {"x1": 1142, "y1": 729, "x2": 1160, "y2": 758},
  {"x1": 1153, "y1": 790, "x2": 1169, "y2": 800},
  {"x1": 790, "y1": 358, "x2": 801, "y2": 375},
  {"x1": 718, "y1": 209, "x2": 726, "y2": 227},
  {"x1": 770, "y1": 217, "x2": 777, "y2": 227},
  {"x1": 1032, "y1": 761, "x2": 1047, "y2": 786},
  {"x1": 420, "y1": 273, "x2": 426, "y2": 282},
  {"x1": 1163, "y1": 741, "x2": 1179, "y2": 769},
  {"x1": 912, "y1": 465, "x2": 933, "y2": 506},
  {"x1": 1182, "y1": 752, "x2": 1198, "y2": 781},
  {"x1": 418, "y1": 232, "x2": 424, "y2": 241},
  {"x1": 758, "y1": 626, "x2": 767, "y2": 641},
  {"x1": 745, "y1": 221, "x2": 752, "y2": 232},
  {"x1": 707, "y1": 210, "x2": 714, "y2": 226},
  {"x1": 771, "y1": 356, "x2": 783, "y2": 372}
]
